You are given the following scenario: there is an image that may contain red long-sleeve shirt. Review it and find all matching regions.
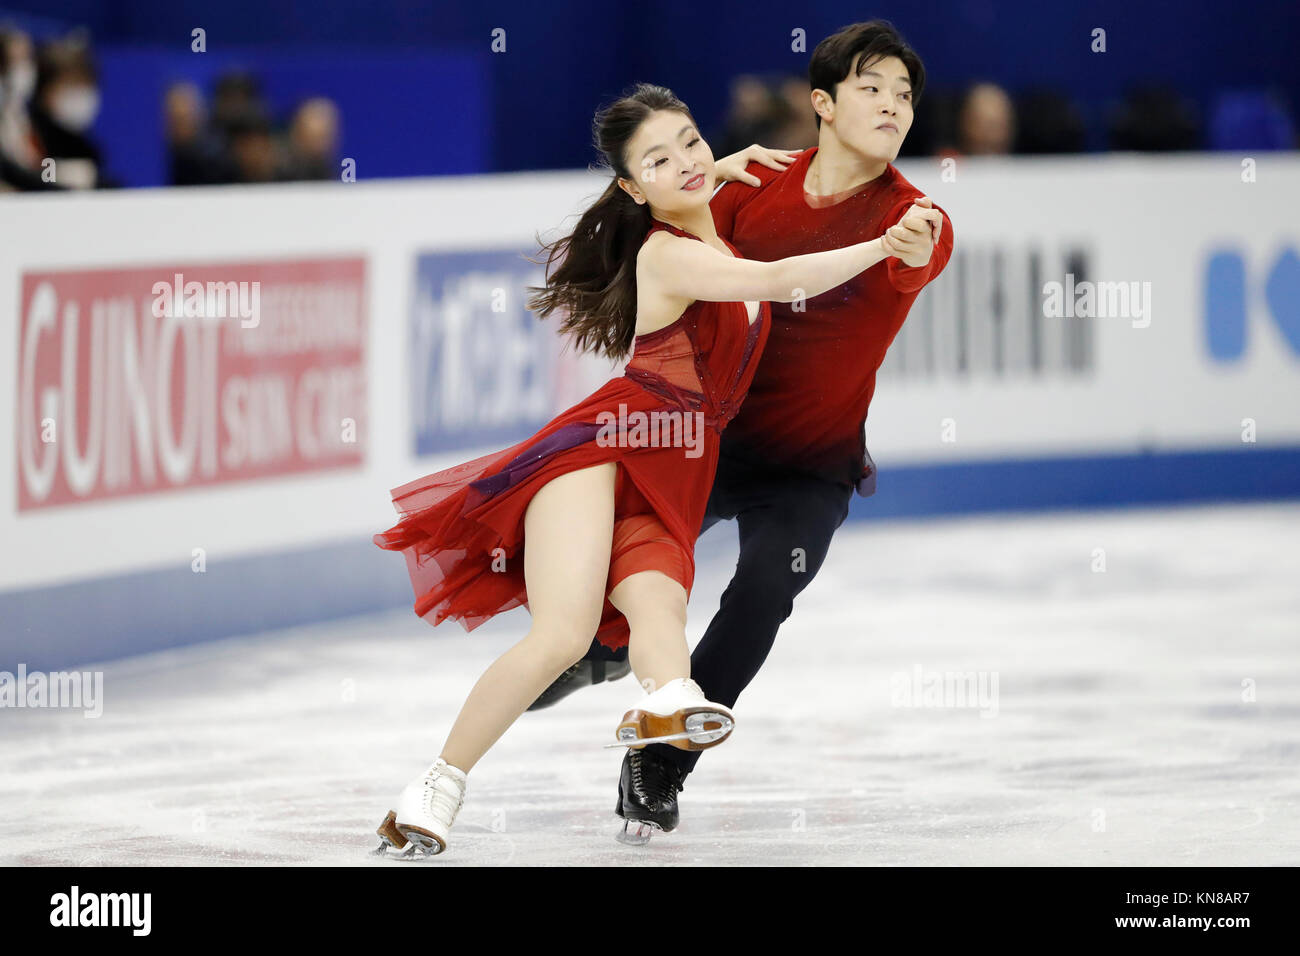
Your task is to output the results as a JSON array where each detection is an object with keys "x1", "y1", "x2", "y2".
[{"x1": 710, "y1": 146, "x2": 954, "y2": 494}]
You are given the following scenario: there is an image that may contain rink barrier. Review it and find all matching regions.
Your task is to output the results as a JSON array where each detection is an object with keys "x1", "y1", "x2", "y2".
[{"x1": 4, "y1": 444, "x2": 1297, "y2": 672}]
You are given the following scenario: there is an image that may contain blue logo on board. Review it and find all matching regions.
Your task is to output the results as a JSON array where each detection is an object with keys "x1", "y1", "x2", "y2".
[
  {"x1": 1204, "y1": 247, "x2": 1300, "y2": 361},
  {"x1": 410, "y1": 249, "x2": 556, "y2": 454}
]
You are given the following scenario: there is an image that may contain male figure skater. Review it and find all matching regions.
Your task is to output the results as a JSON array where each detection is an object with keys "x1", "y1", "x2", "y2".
[{"x1": 531, "y1": 19, "x2": 955, "y2": 840}]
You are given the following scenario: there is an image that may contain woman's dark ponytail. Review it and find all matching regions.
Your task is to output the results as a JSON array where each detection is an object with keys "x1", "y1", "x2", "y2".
[{"x1": 527, "y1": 84, "x2": 694, "y2": 361}]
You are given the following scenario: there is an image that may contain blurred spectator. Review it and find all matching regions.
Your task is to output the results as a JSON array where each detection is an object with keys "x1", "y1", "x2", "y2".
[
  {"x1": 1014, "y1": 88, "x2": 1087, "y2": 153},
  {"x1": 1208, "y1": 90, "x2": 1297, "y2": 150},
  {"x1": 164, "y1": 71, "x2": 343, "y2": 185},
  {"x1": 165, "y1": 81, "x2": 207, "y2": 182},
  {"x1": 1, "y1": 30, "x2": 18, "y2": 189},
  {"x1": 1, "y1": 28, "x2": 39, "y2": 164},
  {"x1": 226, "y1": 106, "x2": 278, "y2": 182},
  {"x1": 284, "y1": 97, "x2": 340, "y2": 180},
  {"x1": 765, "y1": 76, "x2": 818, "y2": 150},
  {"x1": 206, "y1": 70, "x2": 287, "y2": 183},
  {"x1": 897, "y1": 88, "x2": 960, "y2": 157},
  {"x1": 21, "y1": 27, "x2": 1285, "y2": 190},
  {"x1": 957, "y1": 82, "x2": 1016, "y2": 155},
  {"x1": 164, "y1": 80, "x2": 232, "y2": 184},
  {"x1": 29, "y1": 34, "x2": 116, "y2": 187},
  {"x1": 715, "y1": 74, "x2": 787, "y2": 156},
  {"x1": 211, "y1": 71, "x2": 268, "y2": 141},
  {"x1": 1109, "y1": 85, "x2": 1200, "y2": 151},
  {"x1": 1, "y1": 57, "x2": 24, "y2": 189}
]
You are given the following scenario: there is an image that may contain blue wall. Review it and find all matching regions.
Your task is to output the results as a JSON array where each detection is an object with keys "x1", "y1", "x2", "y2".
[
  {"x1": 91, "y1": 47, "x2": 487, "y2": 187},
  {"x1": 3, "y1": 0, "x2": 1298, "y2": 184}
]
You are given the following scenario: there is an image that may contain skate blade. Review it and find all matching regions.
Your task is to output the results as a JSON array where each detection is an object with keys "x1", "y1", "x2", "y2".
[
  {"x1": 609, "y1": 708, "x2": 734, "y2": 751},
  {"x1": 375, "y1": 843, "x2": 438, "y2": 861},
  {"x1": 615, "y1": 819, "x2": 660, "y2": 846},
  {"x1": 394, "y1": 822, "x2": 447, "y2": 857}
]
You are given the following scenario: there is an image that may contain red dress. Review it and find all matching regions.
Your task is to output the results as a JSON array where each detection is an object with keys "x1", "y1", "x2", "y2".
[{"x1": 374, "y1": 220, "x2": 771, "y2": 649}]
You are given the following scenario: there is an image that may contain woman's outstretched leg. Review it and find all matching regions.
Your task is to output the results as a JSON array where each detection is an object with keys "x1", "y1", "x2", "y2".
[
  {"x1": 382, "y1": 462, "x2": 618, "y2": 855},
  {"x1": 437, "y1": 461, "x2": 617, "y2": 772}
]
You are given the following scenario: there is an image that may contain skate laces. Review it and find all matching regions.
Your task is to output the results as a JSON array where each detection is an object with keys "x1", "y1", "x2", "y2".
[
  {"x1": 421, "y1": 764, "x2": 466, "y2": 821},
  {"x1": 630, "y1": 750, "x2": 684, "y2": 806}
]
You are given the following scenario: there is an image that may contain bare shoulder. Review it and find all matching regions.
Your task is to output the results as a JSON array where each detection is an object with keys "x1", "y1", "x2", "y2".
[
  {"x1": 635, "y1": 233, "x2": 693, "y2": 335},
  {"x1": 637, "y1": 229, "x2": 727, "y2": 276},
  {"x1": 637, "y1": 230, "x2": 702, "y2": 285},
  {"x1": 636, "y1": 230, "x2": 704, "y2": 287},
  {"x1": 636, "y1": 228, "x2": 682, "y2": 268}
]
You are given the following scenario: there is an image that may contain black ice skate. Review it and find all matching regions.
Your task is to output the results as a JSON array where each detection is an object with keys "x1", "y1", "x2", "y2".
[
  {"x1": 615, "y1": 747, "x2": 686, "y2": 846},
  {"x1": 527, "y1": 658, "x2": 631, "y2": 711}
]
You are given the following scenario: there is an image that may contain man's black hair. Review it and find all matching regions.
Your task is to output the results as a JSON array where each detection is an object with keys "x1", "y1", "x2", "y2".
[{"x1": 808, "y1": 20, "x2": 927, "y2": 127}]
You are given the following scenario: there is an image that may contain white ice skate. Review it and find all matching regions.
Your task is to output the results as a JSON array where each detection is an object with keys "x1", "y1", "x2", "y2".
[
  {"x1": 610, "y1": 677, "x2": 734, "y2": 751},
  {"x1": 372, "y1": 757, "x2": 468, "y2": 858}
]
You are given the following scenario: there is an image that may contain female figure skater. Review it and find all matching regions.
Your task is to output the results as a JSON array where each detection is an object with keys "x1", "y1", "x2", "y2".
[{"x1": 371, "y1": 83, "x2": 909, "y2": 856}]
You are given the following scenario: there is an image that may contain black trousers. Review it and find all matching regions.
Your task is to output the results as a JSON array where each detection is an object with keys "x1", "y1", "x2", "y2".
[{"x1": 589, "y1": 451, "x2": 854, "y2": 777}]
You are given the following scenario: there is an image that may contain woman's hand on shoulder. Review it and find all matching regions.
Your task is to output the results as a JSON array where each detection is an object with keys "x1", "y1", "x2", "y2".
[{"x1": 713, "y1": 144, "x2": 803, "y2": 187}]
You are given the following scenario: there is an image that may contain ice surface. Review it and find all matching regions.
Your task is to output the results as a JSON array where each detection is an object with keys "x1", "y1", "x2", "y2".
[{"x1": 2, "y1": 502, "x2": 1297, "y2": 866}]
